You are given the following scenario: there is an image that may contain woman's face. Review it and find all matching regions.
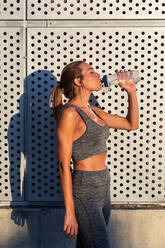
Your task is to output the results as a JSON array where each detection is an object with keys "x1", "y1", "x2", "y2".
[{"x1": 78, "y1": 63, "x2": 102, "y2": 91}]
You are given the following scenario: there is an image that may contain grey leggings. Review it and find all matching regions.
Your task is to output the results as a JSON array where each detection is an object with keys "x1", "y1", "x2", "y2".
[{"x1": 72, "y1": 168, "x2": 111, "y2": 248}]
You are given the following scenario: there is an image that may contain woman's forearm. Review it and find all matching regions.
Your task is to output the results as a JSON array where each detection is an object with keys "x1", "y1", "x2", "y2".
[
  {"x1": 126, "y1": 91, "x2": 139, "y2": 130},
  {"x1": 59, "y1": 165, "x2": 75, "y2": 214}
]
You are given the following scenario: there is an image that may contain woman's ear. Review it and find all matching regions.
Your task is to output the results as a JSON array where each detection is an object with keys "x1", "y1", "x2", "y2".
[{"x1": 74, "y1": 77, "x2": 81, "y2": 87}]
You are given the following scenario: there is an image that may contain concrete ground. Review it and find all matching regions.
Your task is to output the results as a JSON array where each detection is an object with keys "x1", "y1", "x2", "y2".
[{"x1": 0, "y1": 208, "x2": 165, "y2": 248}]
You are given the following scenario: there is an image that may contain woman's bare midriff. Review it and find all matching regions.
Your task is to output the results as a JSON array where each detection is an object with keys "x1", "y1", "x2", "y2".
[{"x1": 73, "y1": 152, "x2": 107, "y2": 171}]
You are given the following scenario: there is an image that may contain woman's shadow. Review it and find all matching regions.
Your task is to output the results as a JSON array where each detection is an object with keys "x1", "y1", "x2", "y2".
[
  {"x1": 8, "y1": 70, "x2": 106, "y2": 247},
  {"x1": 8, "y1": 70, "x2": 73, "y2": 247}
]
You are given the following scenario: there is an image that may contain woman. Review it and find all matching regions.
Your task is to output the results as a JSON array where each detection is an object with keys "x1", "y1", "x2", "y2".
[{"x1": 49, "y1": 61, "x2": 139, "y2": 248}]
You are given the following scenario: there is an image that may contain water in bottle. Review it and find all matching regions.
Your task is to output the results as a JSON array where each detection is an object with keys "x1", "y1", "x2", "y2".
[{"x1": 102, "y1": 70, "x2": 140, "y2": 92}]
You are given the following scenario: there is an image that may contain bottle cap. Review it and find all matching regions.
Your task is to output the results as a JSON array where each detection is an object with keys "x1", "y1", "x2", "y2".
[{"x1": 102, "y1": 75, "x2": 108, "y2": 87}]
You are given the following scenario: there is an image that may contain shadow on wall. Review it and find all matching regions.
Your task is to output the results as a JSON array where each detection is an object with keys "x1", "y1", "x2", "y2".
[
  {"x1": 7, "y1": 71, "x2": 58, "y2": 204},
  {"x1": 7, "y1": 70, "x2": 119, "y2": 248},
  {"x1": 7, "y1": 70, "x2": 74, "y2": 248}
]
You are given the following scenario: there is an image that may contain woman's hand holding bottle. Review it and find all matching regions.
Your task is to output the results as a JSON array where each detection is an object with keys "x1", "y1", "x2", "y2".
[
  {"x1": 102, "y1": 69, "x2": 139, "y2": 92},
  {"x1": 116, "y1": 70, "x2": 137, "y2": 93}
]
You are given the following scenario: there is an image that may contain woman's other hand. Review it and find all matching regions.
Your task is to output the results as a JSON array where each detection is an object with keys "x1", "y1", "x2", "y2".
[
  {"x1": 116, "y1": 69, "x2": 137, "y2": 93},
  {"x1": 63, "y1": 212, "x2": 78, "y2": 238}
]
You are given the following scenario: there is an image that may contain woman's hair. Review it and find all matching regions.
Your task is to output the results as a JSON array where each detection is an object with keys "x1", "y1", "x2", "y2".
[{"x1": 49, "y1": 60, "x2": 84, "y2": 120}]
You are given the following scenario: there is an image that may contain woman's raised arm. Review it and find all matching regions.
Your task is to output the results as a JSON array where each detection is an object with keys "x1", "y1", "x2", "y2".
[
  {"x1": 92, "y1": 91, "x2": 139, "y2": 130},
  {"x1": 92, "y1": 71, "x2": 139, "y2": 130}
]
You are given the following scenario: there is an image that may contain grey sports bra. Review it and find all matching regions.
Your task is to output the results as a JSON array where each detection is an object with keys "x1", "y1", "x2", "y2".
[{"x1": 66, "y1": 103, "x2": 109, "y2": 162}]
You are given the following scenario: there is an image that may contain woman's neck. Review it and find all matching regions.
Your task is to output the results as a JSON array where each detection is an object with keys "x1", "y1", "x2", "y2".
[{"x1": 69, "y1": 95, "x2": 91, "y2": 108}]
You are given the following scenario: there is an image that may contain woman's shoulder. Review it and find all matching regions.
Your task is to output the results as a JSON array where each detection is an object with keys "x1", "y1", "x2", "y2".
[
  {"x1": 58, "y1": 103, "x2": 78, "y2": 123},
  {"x1": 62, "y1": 103, "x2": 78, "y2": 114},
  {"x1": 57, "y1": 104, "x2": 79, "y2": 135}
]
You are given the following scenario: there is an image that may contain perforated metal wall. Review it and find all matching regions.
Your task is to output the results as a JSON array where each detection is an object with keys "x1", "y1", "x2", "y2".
[
  {"x1": 1, "y1": 0, "x2": 165, "y2": 20},
  {"x1": 0, "y1": 1, "x2": 165, "y2": 205},
  {"x1": 0, "y1": 0, "x2": 25, "y2": 20},
  {"x1": 0, "y1": 28, "x2": 25, "y2": 201},
  {"x1": 28, "y1": 0, "x2": 165, "y2": 20},
  {"x1": 27, "y1": 27, "x2": 165, "y2": 202}
]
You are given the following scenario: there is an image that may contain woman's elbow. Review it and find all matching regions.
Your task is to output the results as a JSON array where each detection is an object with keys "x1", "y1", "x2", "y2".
[
  {"x1": 59, "y1": 162, "x2": 71, "y2": 174},
  {"x1": 129, "y1": 124, "x2": 139, "y2": 130}
]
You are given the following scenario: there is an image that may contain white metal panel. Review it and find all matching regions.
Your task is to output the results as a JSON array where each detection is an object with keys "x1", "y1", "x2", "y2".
[
  {"x1": 0, "y1": 28, "x2": 25, "y2": 201},
  {"x1": 28, "y1": 0, "x2": 165, "y2": 20},
  {"x1": 27, "y1": 27, "x2": 165, "y2": 203},
  {"x1": 0, "y1": 0, "x2": 25, "y2": 20}
]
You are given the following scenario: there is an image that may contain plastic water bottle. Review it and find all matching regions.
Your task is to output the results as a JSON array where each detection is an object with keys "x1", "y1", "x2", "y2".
[{"x1": 102, "y1": 70, "x2": 140, "y2": 92}]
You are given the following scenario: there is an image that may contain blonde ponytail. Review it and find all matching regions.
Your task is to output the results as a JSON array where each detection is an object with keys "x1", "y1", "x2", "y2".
[
  {"x1": 49, "y1": 60, "x2": 84, "y2": 120},
  {"x1": 49, "y1": 85, "x2": 63, "y2": 120}
]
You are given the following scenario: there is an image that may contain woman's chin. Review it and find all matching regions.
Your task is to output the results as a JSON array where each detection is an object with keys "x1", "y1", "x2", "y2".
[{"x1": 91, "y1": 84, "x2": 102, "y2": 92}]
